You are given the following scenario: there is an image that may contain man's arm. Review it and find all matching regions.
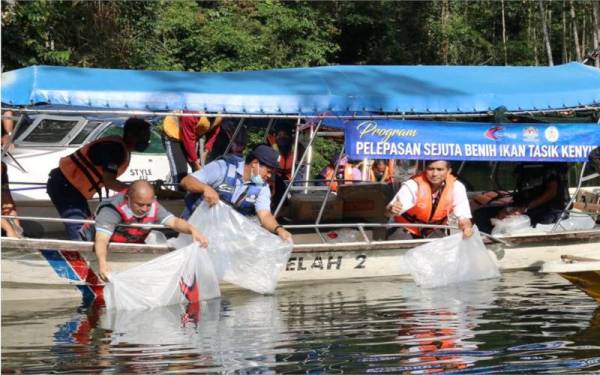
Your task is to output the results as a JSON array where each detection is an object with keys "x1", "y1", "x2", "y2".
[
  {"x1": 165, "y1": 216, "x2": 209, "y2": 247},
  {"x1": 180, "y1": 175, "x2": 220, "y2": 205},
  {"x1": 101, "y1": 171, "x2": 129, "y2": 193},
  {"x1": 385, "y1": 183, "x2": 415, "y2": 217},
  {"x1": 256, "y1": 209, "x2": 292, "y2": 242},
  {"x1": 452, "y1": 182, "x2": 474, "y2": 238},
  {"x1": 94, "y1": 231, "x2": 112, "y2": 282}
]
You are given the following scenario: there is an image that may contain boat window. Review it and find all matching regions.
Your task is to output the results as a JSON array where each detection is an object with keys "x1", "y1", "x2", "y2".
[
  {"x1": 97, "y1": 123, "x2": 165, "y2": 154},
  {"x1": 69, "y1": 121, "x2": 102, "y2": 145},
  {"x1": 21, "y1": 119, "x2": 78, "y2": 143}
]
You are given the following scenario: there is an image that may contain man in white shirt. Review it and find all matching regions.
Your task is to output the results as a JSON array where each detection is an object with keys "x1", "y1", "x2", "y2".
[{"x1": 385, "y1": 160, "x2": 473, "y2": 238}]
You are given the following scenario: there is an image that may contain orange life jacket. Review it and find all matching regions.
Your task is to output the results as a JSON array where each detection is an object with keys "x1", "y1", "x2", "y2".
[
  {"x1": 323, "y1": 165, "x2": 355, "y2": 192},
  {"x1": 59, "y1": 136, "x2": 130, "y2": 199},
  {"x1": 110, "y1": 193, "x2": 159, "y2": 243},
  {"x1": 369, "y1": 160, "x2": 395, "y2": 183},
  {"x1": 394, "y1": 173, "x2": 455, "y2": 237}
]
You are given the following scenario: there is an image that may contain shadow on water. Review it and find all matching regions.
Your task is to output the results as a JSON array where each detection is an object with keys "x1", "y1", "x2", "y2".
[{"x1": 2, "y1": 273, "x2": 600, "y2": 373}]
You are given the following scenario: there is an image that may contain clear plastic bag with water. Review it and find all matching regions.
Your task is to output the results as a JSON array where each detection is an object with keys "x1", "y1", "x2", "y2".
[
  {"x1": 490, "y1": 214, "x2": 531, "y2": 236},
  {"x1": 402, "y1": 227, "x2": 500, "y2": 288},
  {"x1": 171, "y1": 202, "x2": 293, "y2": 294}
]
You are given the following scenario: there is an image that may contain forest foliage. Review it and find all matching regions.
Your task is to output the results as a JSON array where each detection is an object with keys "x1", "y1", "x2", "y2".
[{"x1": 2, "y1": 0, "x2": 599, "y2": 71}]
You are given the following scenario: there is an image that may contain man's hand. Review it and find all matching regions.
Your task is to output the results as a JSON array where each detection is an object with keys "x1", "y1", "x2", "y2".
[
  {"x1": 387, "y1": 198, "x2": 402, "y2": 216},
  {"x1": 458, "y1": 218, "x2": 473, "y2": 238},
  {"x1": 192, "y1": 160, "x2": 202, "y2": 172},
  {"x1": 191, "y1": 228, "x2": 209, "y2": 248},
  {"x1": 276, "y1": 227, "x2": 293, "y2": 242},
  {"x1": 203, "y1": 186, "x2": 220, "y2": 206},
  {"x1": 98, "y1": 261, "x2": 110, "y2": 282},
  {"x1": 497, "y1": 206, "x2": 525, "y2": 220}
]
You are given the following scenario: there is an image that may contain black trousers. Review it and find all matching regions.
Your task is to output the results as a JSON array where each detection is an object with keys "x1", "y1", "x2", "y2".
[{"x1": 161, "y1": 135, "x2": 190, "y2": 190}]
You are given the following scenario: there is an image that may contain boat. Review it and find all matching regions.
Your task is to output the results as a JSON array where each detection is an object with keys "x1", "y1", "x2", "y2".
[
  {"x1": 541, "y1": 255, "x2": 600, "y2": 303},
  {"x1": 2, "y1": 63, "x2": 600, "y2": 302},
  {"x1": 2, "y1": 110, "x2": 181, "y2": 238}
]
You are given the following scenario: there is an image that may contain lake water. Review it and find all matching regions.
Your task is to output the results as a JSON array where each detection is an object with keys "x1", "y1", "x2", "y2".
[{"x1": 2, "y1": 271, "x2": 600, "y2": 374}]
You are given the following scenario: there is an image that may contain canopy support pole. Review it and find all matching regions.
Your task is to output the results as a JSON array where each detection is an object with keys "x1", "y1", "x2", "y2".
[
  {"x1": 553, "y1": 161, "x2": 588, "y2": 232},
  {"x1": 315, "y1": 145, "x2": 346, "y2": 242},
  {"x1": 273, "y1": 119, "x2": 322, "y2": 218},
  {"x1": 223, "y1": 118, "x2": 245, "y2": 155}
]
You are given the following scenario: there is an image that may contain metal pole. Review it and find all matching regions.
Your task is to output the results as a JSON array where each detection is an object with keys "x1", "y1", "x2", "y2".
[
  {"x1": 315, "y1": 145, "x2": 345, "y2": 241},
  {"x1": 263, "y1": 118, "x2": 275, "y2": 142},
  {"x1": 290, "y1": 118, "x2": 301, "y2": 181},
  {"x1": 273, "y1": 120, "x2": 322, "y2": 217},
  {"x1": 552, "y1": 161, "x2": 588, "y2": 232},
  {"x1": 304, "y1": 124, "x2": 314, "y2": 194},
  {"x1": 4, "y1": 106, "x2": 598, "y2": 119},
  {"x1": 223, "y1": 118, "x2": 245, "y2": 155}
]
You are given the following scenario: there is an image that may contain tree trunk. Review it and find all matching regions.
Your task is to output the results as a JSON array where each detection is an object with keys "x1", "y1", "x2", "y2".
[
  {"x1": 538, "y1": 0, "x2": 554, "y2": 65},
  {"x1": 570, "y1": 0, "x2": 581, "y2": 61},
  {"x1": 501, "y1": 0, "x2": 508, "y2": 65},
  {"x1": 593, "y1": 0, "x2": 600, "y2": 67},
  {"x1": 562, "y1": 1, "x2": 568, "y2": 63},
  {"x1": 441, "y1": 0, "x2": 450, "y2": 64},
  {"x1": 530, "y1": 3, "x2": 540, "y2": 65}
]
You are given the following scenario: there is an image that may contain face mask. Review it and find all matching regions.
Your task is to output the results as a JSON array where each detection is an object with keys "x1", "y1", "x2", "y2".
[
  {"x1": 250, "y1": 165, "x2": 265, "y2": 186},
  {"x1": 134, "y1": 140, "x2": 150, "y2": 152}
]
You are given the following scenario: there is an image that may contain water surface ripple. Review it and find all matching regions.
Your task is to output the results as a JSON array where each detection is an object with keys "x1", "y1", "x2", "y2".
[{"x1": 3, "y1": 271, "x2": 600, "y2": 373}]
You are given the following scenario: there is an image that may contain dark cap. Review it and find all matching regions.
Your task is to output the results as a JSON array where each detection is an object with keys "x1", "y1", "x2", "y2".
[{"x1": 251, "y1": 145, "x2": 280, "y2": 169}]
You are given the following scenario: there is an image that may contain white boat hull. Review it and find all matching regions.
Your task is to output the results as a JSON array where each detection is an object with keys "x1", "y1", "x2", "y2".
[{"x1": 3, "y1": 229, "x2": 600, "y2": 302}]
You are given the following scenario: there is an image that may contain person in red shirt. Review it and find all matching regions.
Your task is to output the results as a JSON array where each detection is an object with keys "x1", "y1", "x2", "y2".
[{"x1": 161, "y1": 112, "x2": 222, "y2": 188}]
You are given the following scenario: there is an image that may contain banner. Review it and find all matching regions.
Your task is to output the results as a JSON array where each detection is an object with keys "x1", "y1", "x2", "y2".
[{"x1": 344, "y1": 120, "x2": 600, "y2": 162}]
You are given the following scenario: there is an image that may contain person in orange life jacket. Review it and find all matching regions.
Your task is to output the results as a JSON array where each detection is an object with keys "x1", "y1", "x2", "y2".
[
  {"x1": 268, "y1": 128, "x2": 299, "y2": 209},
  {"x1": 46, "y1": 118, "x2": 151, "y2": 240},
  {"x1": 317, "y1": 155, "x2": 362, "y2": 192},
  {"x1": 180, "y1": 144, "x2": 293, "y2": 242},
  {"x1": 161, "y1": 111, "x2": 222, "y2": 187},
  {"x1": 370, "y1": 159, "x2": 394, "y2": 184},
  {"x1": 83, "y1": 180, "x2": 208, "y2": 282},
  {"x1": 386, "y1": 160, "x2": 473, "y2": 239}
]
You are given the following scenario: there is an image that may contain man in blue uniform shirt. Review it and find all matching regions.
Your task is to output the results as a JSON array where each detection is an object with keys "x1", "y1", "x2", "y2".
[{"x1": 180, "y1": 144, "x2": 292, "y2": 242}]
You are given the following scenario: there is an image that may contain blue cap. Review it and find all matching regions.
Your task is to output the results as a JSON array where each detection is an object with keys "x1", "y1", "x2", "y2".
[{"x1": 252, "y1": 145, "x2": 279, "y2": 169}]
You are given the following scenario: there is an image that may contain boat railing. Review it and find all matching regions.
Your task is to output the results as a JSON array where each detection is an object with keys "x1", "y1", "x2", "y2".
[{"x1": 1, "y1": 214, "x2": 512, "y2": 247}]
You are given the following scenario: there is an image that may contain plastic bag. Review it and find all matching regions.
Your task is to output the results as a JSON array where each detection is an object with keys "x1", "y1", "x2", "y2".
[
  {"x1": 144, "y1": 230, "x2": 168, "y2": 245},
  {"x1": 402, "y1": 227, "x2": 500, "y2": 288},
  {"x1": 490, "y1": 214, "x2": 531, "y2": 236},
  {"x1": 535, "y1": 213, "x2": 596, "y2": 232},
  {"x1": 104, "y1": 243, "x2": 220, "y2": 310},
  {"x1": 172, "y1": 202, "x2": 293, "y2": 294}
]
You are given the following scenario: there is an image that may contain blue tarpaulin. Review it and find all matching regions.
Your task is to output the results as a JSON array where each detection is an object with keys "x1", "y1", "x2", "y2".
[
  {"x1": 2, "y1": 64, "x2": 599, "y2": 114},
  {"x1": 344, "y1": 119, "x2": 600, "y2": 162}
]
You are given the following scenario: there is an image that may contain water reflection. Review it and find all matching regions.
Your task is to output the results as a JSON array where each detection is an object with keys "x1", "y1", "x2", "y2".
[{"x1": 2, "y1": 273, "x2": 600, "y2": 373}]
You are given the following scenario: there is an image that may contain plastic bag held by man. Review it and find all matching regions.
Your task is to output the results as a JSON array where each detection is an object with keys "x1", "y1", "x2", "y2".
[
  {"x1": 402, "y1": 227, "x2": 500, "y2": 288},
  {"x1": 172, "y1": 202, "x2": 293, "y2": 294},
  {"x1": 104, "y1": 243, "x2": 220, "y2": 310}
]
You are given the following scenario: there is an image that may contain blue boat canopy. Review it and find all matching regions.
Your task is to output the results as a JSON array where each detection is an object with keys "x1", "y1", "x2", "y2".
[{"x1": 1, "y1": 63, "x2": 599, "y2": 115}]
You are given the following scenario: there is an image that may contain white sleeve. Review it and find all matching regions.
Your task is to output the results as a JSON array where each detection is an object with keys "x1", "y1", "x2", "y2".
[
  {"x1": 452, "y1": 181, "x2": 472, "y2": 219},
  {"x1": 388, "y1": 180, "x2": 417, "y2": 215}
]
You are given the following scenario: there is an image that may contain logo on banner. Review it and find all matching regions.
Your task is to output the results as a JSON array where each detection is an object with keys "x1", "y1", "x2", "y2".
[
  {"x1": 522, "y1": 127, "x2": 539, "y2": 142},
  {"x1": 544, "y1": 126, "x2": 559, "y2": 142},
  {"x1": 484, "y1": 126, "x2": 504, "y2": 141}
]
